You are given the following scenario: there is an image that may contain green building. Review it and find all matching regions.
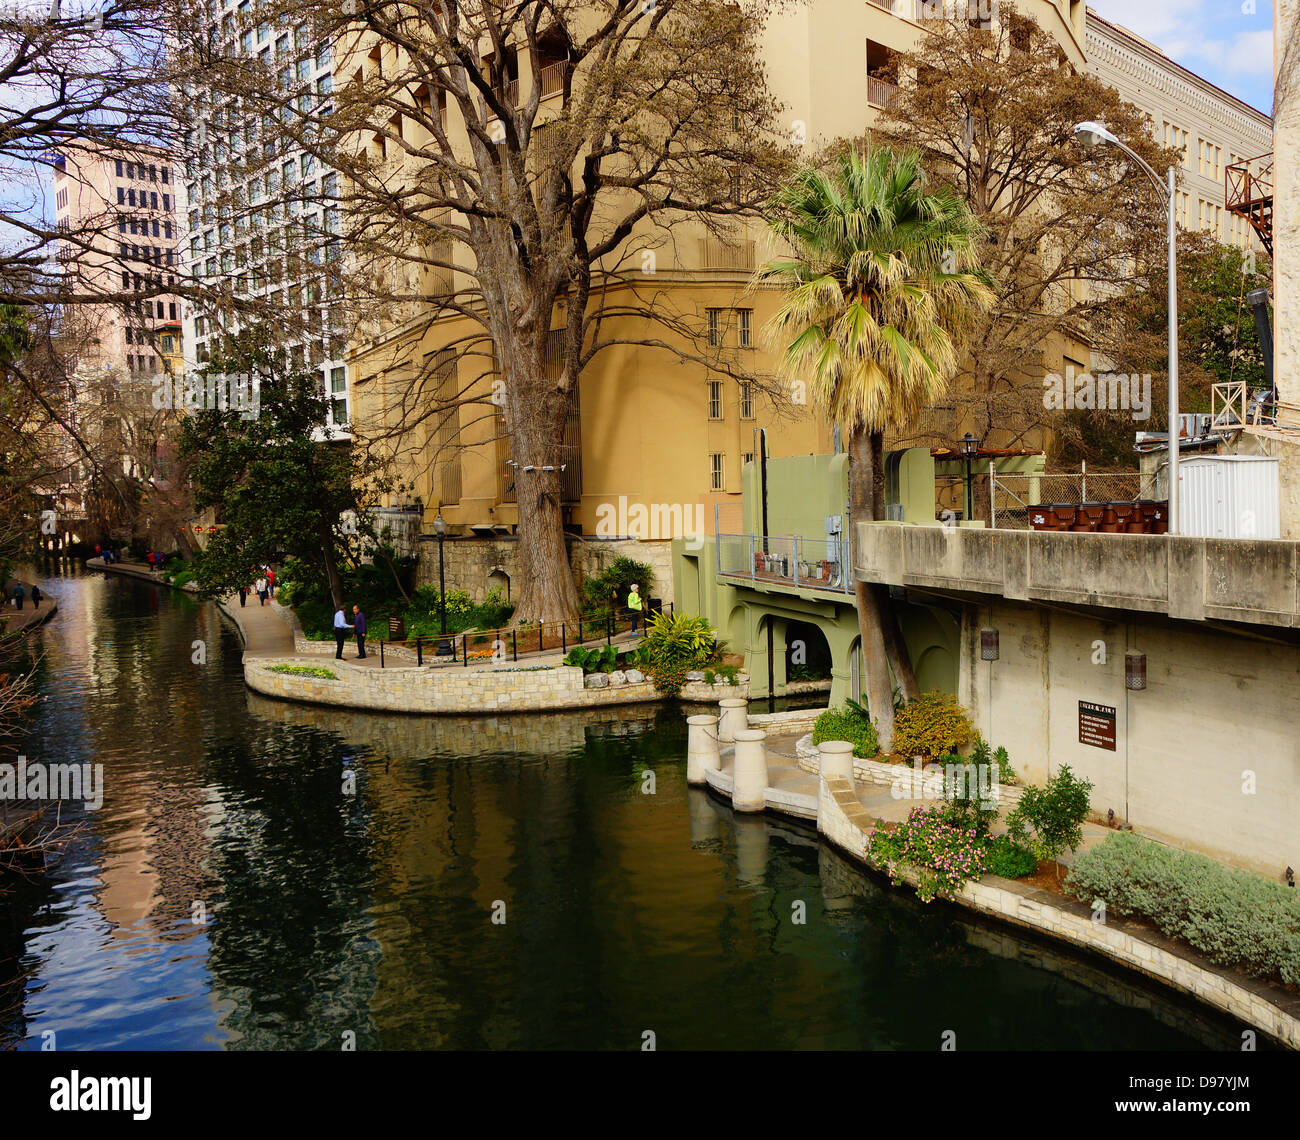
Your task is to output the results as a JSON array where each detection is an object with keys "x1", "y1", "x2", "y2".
[{"x1": 673, "y1": 445, "x2": 1043, "y2": 707}]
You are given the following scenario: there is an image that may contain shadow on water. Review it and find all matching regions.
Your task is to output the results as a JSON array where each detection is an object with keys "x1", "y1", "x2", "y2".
[{"x1": 0, "y1": 568, "x2": 1259, "y2": 1050}]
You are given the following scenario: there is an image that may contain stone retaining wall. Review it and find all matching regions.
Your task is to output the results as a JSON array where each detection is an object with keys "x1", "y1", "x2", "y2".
[
  {"x1": 244, "y1": 658, "x2": 664, "y2": 714},
  {"x1": 816, "y1": 774, "x2": 1299, "y2": 1050}
]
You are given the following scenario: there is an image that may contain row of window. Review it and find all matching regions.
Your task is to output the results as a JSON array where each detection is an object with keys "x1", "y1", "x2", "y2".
[
  {"x1": 706, "y1": 307, "x2": 754, "y2": 348},
  {"x1": 119, "y1": 244, "x2": 177, "y2": 267},
  {"x1": 1163, "y1": 122, "x2": 1261, "y2": 185},
  {"x1": 116, "y1": 186, "x2": 171, "y2": 210},
  {"x1": 118, "y1": 214, "x2": 173, "y2": 239},
  {"x1": 707, "y1": 379, "x2": 755, "y2": 421},
  {"x1": 119, "y1": 270, "x2": 177, "y2": 292},
  {"x1": 114, "y1": 160, "x2": 170, "y2": 183},
  {"x1": 125, "y1": 318, "x2": 178, "y2": 344}
]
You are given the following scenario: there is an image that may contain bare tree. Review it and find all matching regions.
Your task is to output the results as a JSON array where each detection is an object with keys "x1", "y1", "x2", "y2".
[
  {"x1": 869, "y1": 14, "x2": 1174, "y2": 460},
  {"x1": 177, "y1": 0, "x2": 795, "y2": 622}
]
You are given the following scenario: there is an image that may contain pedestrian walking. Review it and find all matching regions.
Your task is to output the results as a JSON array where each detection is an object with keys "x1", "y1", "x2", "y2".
[
  {"x1": 352, "y1": 605, "x2": 368, "y2": 659},
  {"x1": 255, "y1": 576, "x2": 268, "y2": 605},
  {"x1": 30, "y1": 585, "x2": 41, "y2": 608},
  {"x1": 146, "y1": 551, "x2": 156, "y2": 571},
  {"x1": 627, "y1": 583, "x2": 642, "y2": 633},
  {"x1": 267, "y1": 567, "x2": 276, "y2": 598},
  {"x1": 12, "y1": 583, "x2": 25, "y2": 610},
  {"x1": 334, "y1": 604, "x2": 353, "y2": 660},
  {"x1": 238, "y1": 585, "x2": 248, "y2": 608},
  {"x1": 94, "y1": 544, "x2": 102, "y2": 559}
]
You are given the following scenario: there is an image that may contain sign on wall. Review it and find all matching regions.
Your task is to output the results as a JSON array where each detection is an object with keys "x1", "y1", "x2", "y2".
[{"x1": 1078, "y1": 701, "x2": 1117, "y2": 751}]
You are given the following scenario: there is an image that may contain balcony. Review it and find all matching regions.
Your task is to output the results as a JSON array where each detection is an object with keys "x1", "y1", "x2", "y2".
[
  {"x1": 867, "y1": 75, "x2": 898, "y2": 108},
  {"x1": 716, "y1": 532, "x2": 855, "y2": 596}
]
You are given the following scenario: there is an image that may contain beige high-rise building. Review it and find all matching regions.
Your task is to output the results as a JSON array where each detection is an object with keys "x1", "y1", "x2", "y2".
[
  {"x1": 53, "y1": 146, "x2": 184, "y2": 378},
  {"x1": 1085, "y1": 9, "x2": 1272, "y2": 252}
]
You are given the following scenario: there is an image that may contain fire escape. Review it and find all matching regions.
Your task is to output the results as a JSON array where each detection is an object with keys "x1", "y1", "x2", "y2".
[{"x1": 1225, "y1": 153, "x2": 1273, "y2": 255}]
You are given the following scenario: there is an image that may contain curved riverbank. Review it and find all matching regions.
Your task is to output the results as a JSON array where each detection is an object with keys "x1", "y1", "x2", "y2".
[{"x1": 693, "y1": 720, "x2": 1300, "y2": 1050}]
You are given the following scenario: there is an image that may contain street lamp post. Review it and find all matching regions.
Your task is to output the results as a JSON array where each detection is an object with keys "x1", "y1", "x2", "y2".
[
  {"x1": 959, "y1": 431, "x2": 980, "y2": 522},
  {"x1": 433, "y1": 510, "x2": 453, "y2": 656},
  {"x1": 1074, "y1": 121, "x2": 1180, "y2": 534}
]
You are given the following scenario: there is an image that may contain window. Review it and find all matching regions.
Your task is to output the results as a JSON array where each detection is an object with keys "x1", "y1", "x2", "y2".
[
  {"x1": 169, "y1": 302, "x2": 177, "y2": 320},
  {"x1": 117, "y1": 187, "x2": 125, "y2": 204},
  {"x1": 162, "y1": 193, "x2": 170, "y2": 211},
  {"x1": 710, "y1": 453, "x2": 725, "y2": 491},
  {"x1": 126, "y1": 162, "x2": 135, "y2": 179},
  {"x1": 115, "y1": 159, "x2": 123, "y2": 177},
  {"x1": 738, "y1": 308, "x2": 752, "y2": 348},
  {"x1": 127, "y1": 188, "x2": 136, "y2": 206},
  {"x1": 316, "y1": 42, "x2": 330, "y2": 69},
  {"x1": 743, "y1": 451, "x2": 755, "y2": 467},
  {"x1": 329, "y1": 365, "x2": 346, "y2": 425},
  {"x1": 707, "y1": 308, "x2": 721, "y2": 347},
  {"x1": 148, "y1": 164, "x2": 156, "y2": 181},
  {"x1": 708, "y1": 379, "x2": 723, "y2": 419},
  {"x1": 739, "y1": 382, "x2": 753, "y2": 420}
]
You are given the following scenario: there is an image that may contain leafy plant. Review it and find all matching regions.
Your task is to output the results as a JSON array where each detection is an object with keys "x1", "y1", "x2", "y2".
[
  {"x1": 563, "y1": 644, "x2": 618, "y2": 673},
  {"x1": 892, "y1": 690, "x2": 975, "y2": 759},
  {"x1": 1065, "y1": 831, "x2": 1300, "y2": 985},
  {"x1": 581, "y1": 556, "x2": 654, "y2": 616},
  {"x1": 867, "y1": 807, "x2": 987, "y2": 902},
  {"x1": 984, "y1": 835, "x2": 1039, "y2": 879},
  {"x1": 812, "y1": 707, "x2": 879, "y2": 759},
  {"x1": 267, "y1": 664, "x2": 337, "y2": 679},
  {"x1": 1006, "y1": 764, "x2": 1093, "y2": 868},
  {"x1": 641, "y1": 611, "x2": 724, "y2": 696},
  {"x1": 937, "y1": 750, "x2": 1000, "y2": 837}
]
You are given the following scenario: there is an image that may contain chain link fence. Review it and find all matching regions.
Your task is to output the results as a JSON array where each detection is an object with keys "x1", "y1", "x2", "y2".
[{"x1": 991, "y1": 471, "x2": 1157, "y2": 530}]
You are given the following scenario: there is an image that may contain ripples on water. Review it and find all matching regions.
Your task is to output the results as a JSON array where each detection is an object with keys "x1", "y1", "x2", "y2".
[{"x1": 0, "y1": 567, "x2": 1250, "y2": 1050}]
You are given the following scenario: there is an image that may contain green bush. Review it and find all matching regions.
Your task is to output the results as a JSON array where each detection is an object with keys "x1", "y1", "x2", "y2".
[
  {"x1": 1065, "y1": 831, "x2": 1300, "y2": 985},
  {"x1": 563, "y1": 644, "x2": 618, "y2": 673},
  {"x1": 892, "y1": 691, "x2": 975, "y2": 758},
  {"x1": 172, "y1": 570, "x2": 195, "y2": 589},
  {"x1": 984, "y1": 835, "x2": 1040, "y2": 879},
  {"x1": 267, "y1": 664, "x2": 337, "y2": 679},
  {"x1": 937, "y1": 751, "x2": 1000, "y2": 836},
  {"x1": 1006, "y1": 764, "x2": 1093, "y2": 864},
  {"x1": 641, "y1": 611, "x2": 724, "y2": 696},
  {"x1": 581, "y1": 556, "x2": 654, "y2": 616},
  {"x1": 812, "y1": 707, "x2": 879, "y2": 759}
]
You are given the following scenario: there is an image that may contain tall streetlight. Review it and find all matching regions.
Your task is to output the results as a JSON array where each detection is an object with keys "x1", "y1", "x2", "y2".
[
  {"x1": 1074, "y1": 121, "x2": 1180, "y2": 534},
  {"x1": 433, "y1": 509, "x2": 454, "y2": 656},
  {"x1": 959, "y1": 431, "x2": 980, "y2": 522}
]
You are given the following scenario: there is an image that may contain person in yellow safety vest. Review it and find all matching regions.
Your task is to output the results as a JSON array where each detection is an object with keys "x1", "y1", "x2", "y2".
[{"x1": 627, "y1": 583, "x2": 643, "y2": 633}]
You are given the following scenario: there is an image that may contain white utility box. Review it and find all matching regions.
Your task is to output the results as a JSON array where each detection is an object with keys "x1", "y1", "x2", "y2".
[{"x1": 1176, "y1": 455, "x2": 1280, "y2": 539}]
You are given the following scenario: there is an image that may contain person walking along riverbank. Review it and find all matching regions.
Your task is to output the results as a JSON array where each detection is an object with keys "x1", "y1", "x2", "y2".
[{"x1": 256, "y1": 577, "x2": 268, "y2": 606}]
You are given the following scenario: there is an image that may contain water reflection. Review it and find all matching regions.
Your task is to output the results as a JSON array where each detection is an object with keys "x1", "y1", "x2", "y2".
[{"x1": 0, "y1": 568, "x2": 1253, "y2": 1050}]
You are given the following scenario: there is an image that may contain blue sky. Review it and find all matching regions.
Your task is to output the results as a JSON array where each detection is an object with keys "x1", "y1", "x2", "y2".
[{"x1": 1088, "y1": 0, "x2": 1275, "y2": 115}]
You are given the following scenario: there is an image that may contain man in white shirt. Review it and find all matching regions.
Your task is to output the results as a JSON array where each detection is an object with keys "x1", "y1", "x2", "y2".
[{"x1": 334, "y1": 604, "x2": 353, "y2": 659}]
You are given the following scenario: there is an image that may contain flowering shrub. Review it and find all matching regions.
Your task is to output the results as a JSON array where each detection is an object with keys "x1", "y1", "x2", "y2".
[
  {"x1": 892, "y1": 691, "x2": 975, "y2": 758},
  {"x1": 867, "y1": 806, "x2": 988, "y2": 902}
]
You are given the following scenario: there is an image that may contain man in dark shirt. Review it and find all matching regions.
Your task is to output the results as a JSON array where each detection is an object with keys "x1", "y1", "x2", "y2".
[{"x1": 352, "y1": 605, "x2": 368, "y2": 659}]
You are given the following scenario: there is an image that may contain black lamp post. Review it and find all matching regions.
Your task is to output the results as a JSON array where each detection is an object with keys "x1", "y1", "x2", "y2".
[
  {"x1": 433, "y1": 510, "x2": 454, "y2": 655},
  {"x1": 959, "y1": 432, "x2": 980, "y2": 522}
]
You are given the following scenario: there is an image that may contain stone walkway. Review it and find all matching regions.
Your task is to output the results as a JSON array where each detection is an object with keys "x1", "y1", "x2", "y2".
[{"x1": 729, "y1": 729, "x2": 1113, "y2": 863}]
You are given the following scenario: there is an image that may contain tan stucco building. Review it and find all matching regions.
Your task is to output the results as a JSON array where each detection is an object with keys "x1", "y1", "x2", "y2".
[{"x1": 347, "y1": 1, "x2": 1091, "y2": 602}]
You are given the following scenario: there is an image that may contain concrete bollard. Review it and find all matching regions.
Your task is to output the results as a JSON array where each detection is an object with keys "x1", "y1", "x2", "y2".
[
  {"x1": 732, "y1": 728, "x2": 768, "y2": 813},
  {"x1": 818, "y1": 739, "x2": 856, "y2": 783},
  {"x1": 717, "y1": 697, "x2": 749, "y2": 743},
  {"x1": 686, "y1": 714, "x2": 721, "y2": 785}
]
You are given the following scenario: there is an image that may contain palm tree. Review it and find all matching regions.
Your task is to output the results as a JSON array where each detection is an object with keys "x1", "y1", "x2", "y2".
[{"x1": 758, "y1": 146, "x2": 994, "y2": 752}]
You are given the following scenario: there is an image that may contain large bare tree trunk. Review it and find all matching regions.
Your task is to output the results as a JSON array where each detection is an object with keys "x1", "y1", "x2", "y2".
[
  {"x1": 848, "y1": 427, "x2": 896, "y2": 752},
  {"x1": 504, "y1": 342, "x2": 584, "y2": 626}
]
